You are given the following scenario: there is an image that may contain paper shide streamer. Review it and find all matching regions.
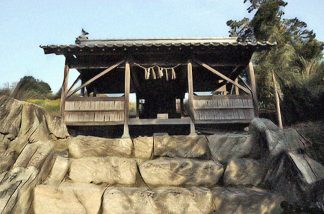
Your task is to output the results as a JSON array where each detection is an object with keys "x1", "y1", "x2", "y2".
[{"x1": 134, "y1": 63, "x2": 180, "y2": 81}]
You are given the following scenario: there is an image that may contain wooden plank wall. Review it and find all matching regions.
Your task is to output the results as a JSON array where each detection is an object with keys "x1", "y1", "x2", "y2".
[
  {"x1": 64, "y1": 97, "x2": 124, "y2": 124},
  {"x1": 193, "y1": 95, "x2": 255, "y2": 122}
]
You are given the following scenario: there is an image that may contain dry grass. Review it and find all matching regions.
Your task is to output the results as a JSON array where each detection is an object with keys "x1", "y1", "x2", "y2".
[{"x1": 26, "y1": 98, "x2": 60, "y2": 116}]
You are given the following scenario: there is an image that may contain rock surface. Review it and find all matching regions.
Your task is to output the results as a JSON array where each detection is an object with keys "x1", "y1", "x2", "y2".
[
  {"x1": 44, "y1": 156, "x2": 69, "y2": 185},
  {"x1": 249, "y1": 118, "x2": 308, "y2": 156},
  {"x1": 139, "y1": 158, "x2": 224, "y2": 187},
  {"x1": 133, "y1": 136, "x2": 153, "y2": 159},
  {"x1": 68, "y1": 135, "x2": 133, "y2": 158},
  {"x1": 1, "y1": 97, "x2": 324, "y2": 213},
  {"x1": 69, "y1": 156, "x2": 137, "y2": 185},
  {"x1": 102, "y1": 187, "x2": 213, "y2": 214},
  {"x1": 212, "y1": 187, "x2": 284, "y2": 214},
  {"x1": 153, "y1": 135, "x2": 209, "y2": 159},
  {"x1": 224, "y1": 158, "x2": 266, "y2": 186},
  {"x1": 207, "y1": 134, "x2": 258, "y2": 163},
  {"x1": 34, "y1": 183, "x2": 105, "y2": 214}
]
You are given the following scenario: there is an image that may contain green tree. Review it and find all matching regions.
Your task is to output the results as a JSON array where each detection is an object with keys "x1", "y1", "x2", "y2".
[
  {"x1": 227, "y1": 0, "x2": 323, "y2": 124},
  {"x1": 11, "y1": 76, "x2": 52, "y2": 100}
]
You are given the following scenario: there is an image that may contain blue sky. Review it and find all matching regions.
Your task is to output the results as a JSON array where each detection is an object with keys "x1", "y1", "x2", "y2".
[{"x1": 0, "y1": 0, "x2": 323, "y2": 92}]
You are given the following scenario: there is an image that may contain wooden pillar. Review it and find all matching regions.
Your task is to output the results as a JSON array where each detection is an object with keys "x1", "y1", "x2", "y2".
[
  {"x1": 235, "y1": 78, "x2": 239, "y2": 95},
  {"x1": 187, "y1": 61, "x2": 196, "y2": 135},
  {"x1": 122, "y1": 62, "x2": 130, "y2": 138},
  {"x1": 272, "y1": 71, "x2": 283, "y2": 129},
  {"x1": 180, "y1": 98, "x2": 184, "y2": 117},
  {"x1": 247, "y1": 61, "x2": 259, "y2": 116},
  {"x1": 80, "y1": 87, "x2": 85, "y2": 96},
  {"x1": 136, "y1": 96, "x2": 139, "y2": 119},
  {"x1": 60, "y1": 60, "x2": 69, "y2": 120}
]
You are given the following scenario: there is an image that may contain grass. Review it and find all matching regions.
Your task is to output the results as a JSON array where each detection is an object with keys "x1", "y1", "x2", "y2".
[{"x1": 26, "y1": 98, "x2": 61, "y2": 116}]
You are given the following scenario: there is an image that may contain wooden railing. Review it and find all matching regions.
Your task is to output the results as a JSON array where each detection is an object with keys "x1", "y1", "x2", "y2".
[
  {"x1": 192, "y1": 95, "x2": 255, "y2": 123},
  {"x1": 64, "y1": 97, "x2": 125, "y2": 125}
]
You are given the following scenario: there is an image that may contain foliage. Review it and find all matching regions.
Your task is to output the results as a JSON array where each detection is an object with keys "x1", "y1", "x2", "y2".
[
  {"x1": 227, "y1": 0, "x2": 324, "y2": 125},
  {"x1": 11, "y1": 76, "x2": 52, "y2": 100}
]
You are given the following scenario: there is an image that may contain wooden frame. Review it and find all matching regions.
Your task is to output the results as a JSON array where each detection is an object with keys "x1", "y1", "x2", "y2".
[
  {"x1": 66, "y1": 60, "x2": 125, "y2": 98},
  {"x1": 194, "y1": 59, "x2": 251, "y2": 94}
]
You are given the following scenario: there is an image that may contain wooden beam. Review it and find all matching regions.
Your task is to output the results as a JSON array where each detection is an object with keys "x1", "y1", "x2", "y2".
[
  {"x1": 194, "y1": 59, "x2": 251, "y2": 94},
  {"x1": 60, "y1": 61, "x2": 69, "y2": 119},
  {"x1": 122, "y1": 62, "x2": 130, "y2": 138},
  {"x1": 66, "y1": 75, "x2": 81, "y2": 95},
  {"x1": 187, "y1": 61, "x2": 196, "y2": 135},
  {"x1": 71, "y1": 63, "x2": 246, "y2": 70},
  {"x1": 66, "y1": 60, "x2": 124, "y2": 98},
  {"x1": 272, "y1": 71, "x2": 283, "y2": 129},
  {"x1": 235, "y1": 78, "x2": 239, "y2": 95}
]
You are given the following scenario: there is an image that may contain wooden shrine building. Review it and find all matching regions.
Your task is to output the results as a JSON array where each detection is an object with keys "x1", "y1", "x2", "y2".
[{"x1": 41, "y1": 35, "x2": 274, "y2": 137}]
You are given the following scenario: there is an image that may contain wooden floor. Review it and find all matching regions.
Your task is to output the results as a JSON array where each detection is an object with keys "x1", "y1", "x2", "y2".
[{"x1": 129, "y1": 117, "x2": 191, "y2": 125}]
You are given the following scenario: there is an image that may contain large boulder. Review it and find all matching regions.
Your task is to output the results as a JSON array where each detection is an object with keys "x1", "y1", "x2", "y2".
[
  {"x1": 102, "y1": 187, "x2": 213, "y2": 214},
  {"x1": 139, "y1": 158, "x2": 224, "y2": 187},
  {"x1": 133, "y1": 136, "x2": 153, "y2": 159},
  {"x1": 69, "y1": 156, "x2": 137, "y2": 185},
  {"x1": 68, "y1": 135, "x2": 133, "y2": 158},
  {"x1": 249, "y1": 118, "x2": 308, "y2": 156},
  {"x1": 0, "y1": 96, "x2": 68, "y2": 155},
  {"x1": 153, "y1": 135, "x2": 209, "y2": 159},
  {"x1": 34, "y1": 183, "x2": 105, "y2": 214},
  {"x1": 264, "y1": 151, "x2": 324, "y2": 204},
  {"x1": 224, "y1": 158, "x2": 266, "y2": 186},
  {"x1": 211, "y1": 187, "x2": 284, "y2": 214},
  {"x1": 207, "y1": 134, "x2": 259, "y2": 163}
]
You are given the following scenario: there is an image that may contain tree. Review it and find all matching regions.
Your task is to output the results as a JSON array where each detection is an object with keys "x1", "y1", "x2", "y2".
[
  {"x1": 11, "y1": 76, "x2": 52, "y2": 100},
  {"x1": 227, "y1": 0, "x2": 323, "y2": 124}
]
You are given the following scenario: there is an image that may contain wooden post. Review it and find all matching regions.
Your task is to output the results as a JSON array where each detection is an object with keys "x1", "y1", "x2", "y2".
[
  {"x1": 60, "y1": 60, "x2": 69, "y2": 120},
  {"x1": 272, "y1": 71, "x2": 283, "y2": 129},
  {"x1": 122, "y1": 61, "x2": 130, "y2": 138},
  {"x1": 247, "y1": 61, "x2": 259, "y2": 116},
  {"x1": 235, "y1": 78, "x2": 239, "y2": 95},
  {"x1": 187, "y1": 61, "x2": 196, "y2": 135},
  {"x1": 136, "y1": 96, "x2": 139, "y2": 119}
]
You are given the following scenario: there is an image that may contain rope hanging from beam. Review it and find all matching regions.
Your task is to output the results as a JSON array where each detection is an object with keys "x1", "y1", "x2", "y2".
[{"x1": 134, "y1": 63, "x2": 180, "y2": 81}]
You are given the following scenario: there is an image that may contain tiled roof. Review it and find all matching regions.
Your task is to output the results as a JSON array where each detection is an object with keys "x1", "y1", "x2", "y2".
[{"x1": 40, "y1": 37, "x2": 276, "y2": 55}]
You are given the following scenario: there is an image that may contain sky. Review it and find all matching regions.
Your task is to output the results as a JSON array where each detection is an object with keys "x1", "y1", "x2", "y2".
[{"x1": 0, "y1": 0, "x2": 323, "y2": 92}]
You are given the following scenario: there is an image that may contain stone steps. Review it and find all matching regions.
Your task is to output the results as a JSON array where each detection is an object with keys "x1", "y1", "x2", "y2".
[{"x1": 33, "y1": 183, "x2": 284, "y2": 214}]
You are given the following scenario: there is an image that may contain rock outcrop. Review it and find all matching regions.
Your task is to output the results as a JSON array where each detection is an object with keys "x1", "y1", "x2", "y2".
[{"x1": 0, "y1": 96, "x2": 323, "y2": 213}]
